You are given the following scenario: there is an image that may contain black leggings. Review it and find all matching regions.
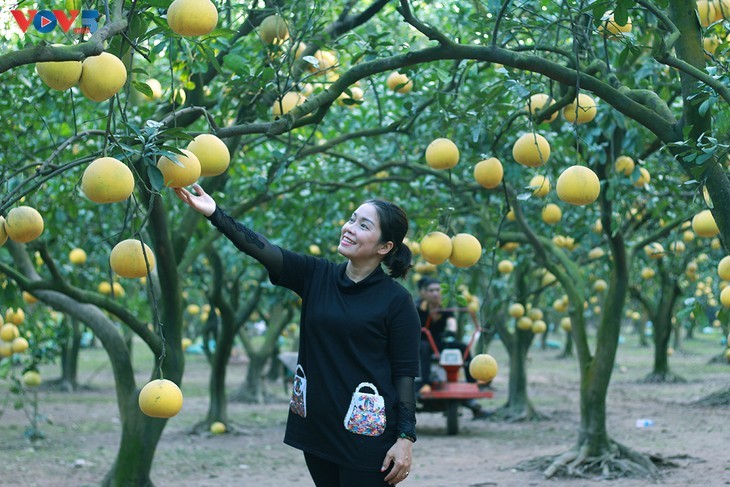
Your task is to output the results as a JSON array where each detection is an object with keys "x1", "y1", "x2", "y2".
[{"x1": 304, "y1": 452, "x2": 390, "y2": 487}]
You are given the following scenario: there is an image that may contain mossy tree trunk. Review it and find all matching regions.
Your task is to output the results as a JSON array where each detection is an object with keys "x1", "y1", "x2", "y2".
[
  {"x1": 236, "y1": 303, "x2": 294, "y2": 403},
  {"x1": 631, "y1": 262, "x2": 684, "y2": 383},
  {"x1": 492, "y1": 266, "x2": 541, "y2": 421},
  {"x1": 57, "y1": 317, "x2": 82, "y2": 391}
]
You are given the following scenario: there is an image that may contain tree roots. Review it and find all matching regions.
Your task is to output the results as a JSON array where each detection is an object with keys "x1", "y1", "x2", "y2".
[
  {"x1": 516, "y1": 439, "x2": 677, "y2": 481},
  {"x1": 638, "y1": 371, "x2": 686, "y2": 384},
  {"x1": 694, "y1": 386, "x2": 730, "y2": 407}
]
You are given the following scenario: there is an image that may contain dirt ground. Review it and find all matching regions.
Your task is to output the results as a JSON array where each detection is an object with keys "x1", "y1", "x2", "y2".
[{"x1": 1, "y1": 332, "x2": 729, "y2": 487}]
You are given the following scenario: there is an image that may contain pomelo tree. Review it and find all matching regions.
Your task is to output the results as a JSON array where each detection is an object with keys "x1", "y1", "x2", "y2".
[{"x1": 2, "y1": 0, "x2": 730, "y2": 484}]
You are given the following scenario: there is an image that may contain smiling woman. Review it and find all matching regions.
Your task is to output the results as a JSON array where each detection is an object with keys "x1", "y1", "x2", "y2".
[{"x1": 174, "y1": 184, "x2": 421, "y2": 487}]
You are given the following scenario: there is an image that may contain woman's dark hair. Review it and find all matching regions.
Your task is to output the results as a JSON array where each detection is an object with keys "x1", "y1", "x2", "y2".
[{"x1": 366, "y1": 198, "x2": 412, "y2": 279}]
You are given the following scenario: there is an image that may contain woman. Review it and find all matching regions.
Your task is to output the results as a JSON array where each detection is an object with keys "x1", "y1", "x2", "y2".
[{"x1": 175, "y1": 183, "x2": 420, "y2": 486}]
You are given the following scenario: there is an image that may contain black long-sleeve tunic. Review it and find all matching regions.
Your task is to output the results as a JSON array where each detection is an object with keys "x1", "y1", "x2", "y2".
[{"x1": 208, "y1": 207, "x2": 420, "y2": 471}]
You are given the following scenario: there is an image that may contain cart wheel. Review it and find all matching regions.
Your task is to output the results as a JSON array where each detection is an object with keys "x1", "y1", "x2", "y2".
[{"x1": 446, "y1": 400, "x2": 459, "y2": 435}]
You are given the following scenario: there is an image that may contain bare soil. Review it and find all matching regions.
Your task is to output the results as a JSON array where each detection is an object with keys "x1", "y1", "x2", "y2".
[{"x1": 1, "y1": 332, "x2": 729, "y2": 487}]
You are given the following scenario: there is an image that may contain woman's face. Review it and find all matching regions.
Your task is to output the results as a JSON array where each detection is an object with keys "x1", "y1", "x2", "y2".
[{"x1": 338, "y1": 203, "x2": 392, "y2": 260}]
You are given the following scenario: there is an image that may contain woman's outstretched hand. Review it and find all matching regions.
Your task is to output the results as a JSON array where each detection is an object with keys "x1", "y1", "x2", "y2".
[{"x1": 174, "y1": 183, "x2": 216, "y2": 217}]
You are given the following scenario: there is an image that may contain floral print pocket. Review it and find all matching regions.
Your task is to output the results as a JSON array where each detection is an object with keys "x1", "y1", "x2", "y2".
[
  {"x1": 343, "y1": 382, "x2": 386, "y2": 436},
  {"x1": 289, "y1": 364, "x2": 307, "y2": 418}
]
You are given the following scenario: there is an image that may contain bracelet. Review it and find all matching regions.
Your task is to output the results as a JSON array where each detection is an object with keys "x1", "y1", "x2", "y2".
[{"x1": 399, "y1": 432, "x2": 417, "y2": 443}]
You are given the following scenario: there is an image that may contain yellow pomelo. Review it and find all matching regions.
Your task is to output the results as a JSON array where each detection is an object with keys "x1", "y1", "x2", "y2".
[
  {"x1": 186, "y1": 304, "x2": 201, "y2": 315},
  {"x1": 420, "y1": 231, "x2": 453, "y2": 265},
  {"x1": 527, "y1": 93, "x2": 558, "y2": 122},
  {"x1": 36, "y1": 47, "x2": 82, "y2": 91},
  {"x1": 506, "y1": 209, "x2": 516, "y2": 221},
  {"x1": 186, "y1": 134, "x2": 230, "y2": 177},
  {"x1": 210, "y1": 421, "x2": 226, "y2": 434},
  {"x1": 640, "y1": 267, "x2": 655, "y2": 279},
  {"x1": 259, "y1": 14, "x2": 289, "y2": 45},
  {"x1": 69, "y1": 248, "x2": 87, "y2": 265},
  {"x1": 692, "y1": 210, "x2": 719, "y2": 238},
  {"x1": 82, "y1": 157, "x2": 135, "y2": 203},
  {"x1": 310, "y1": 50, "x2": 338, "y2": 74},
  {"x1": 556, "y1": 165, "x2": 600, "y2": 205},
  {"x1": 0, "y1": 323, "x2": 20, "y2": 342},
  {"x1": 182, "y1": 337, "x2": 193, "y2": 351},
  {"x1": 497, "y1": 259, "x2": 514, "y2": 274},
  {"x1": 157, "y1": 149, "x2": 201, "y2": 188},
  {"x1": 473, "y1": 157, "x2": 503, "y2": 189},
  {"x1": 528, "y1": 307, "x2": 544, "y2": 320},
  {"x1": 593, "y1": 279, "x2": 608, "y2": 292},
  {"x1": 508, "y1": 303, "x2": 525, "y2": 318},
  {"x1": 599, "y1": 11, "x2": 632, "y2": 38},
  {"x1": 541, "y1": 203, "x2": 562, "y2": 224},
  {"x1": 529, "y1": 175, "x2": 550, "y2": 197},
  {"x1": 12, "y1": 337, "x2": 29, "y2": 353},
  {"x1": 425, "y1": 138, "x2": 459, "y2": 170},
  {"x1": 562, "y1": 93, "x2": 597, "y2": 124},
  {"x1": 715, "y1": 0, "x2": 730, "y2": 20},
  {"x1": 98, "y1": 281, "x2": 112, "y2": 294},
  {"x1": 560, "y1": 316, "x2": 572, "y2": 332},
  {"x1": 614, "y1": 156, "x2": 635, "y2": 176},
  {"x1": 272, "y1": 91, "x2": 306, "y2": 118},
  {"x1": 110, "y1": 239, "x2": 156, "y2": 278},
  {"x1": 633, "y1": 167, "x2": 651, "y2": 188},
  {"x1": 22, "y1": 370, "x2": 42, "y2": 387},
  {"x1": 112, "y1": 282, "x2": 125, "y2": 296},
  {"x1": 644, "y1": 242, "x2": 665, "y2": 259},
  {"x1": 449, "y1": 233, "x2": 482, "y2": 268},
  {"x1": 722, "y1": 286, "x2": 730, "y2": 308},
  {"x1": 468, "y1": 353, "x2": 498, "y2": 382},
  {"x1": 517, "y1": 316, "x2": 533, "y2": 330},
  {"x1": 6, "y1": 308, "x2": 24, "y2": 325},
  {"x1": 531, "y1": 320, "x2": 547, "y2": 334},
  {"x1": 143, "y1": 78, "x2": 163, "y2": 100},
  {"x1": 5, "y1": 206, "x2": 44, "y2": 243},
  {"x1": 167, "y1": 0, "x2": 218, "y2": 37},
  {"x1": 0, "y1": 216, "x2": 7, "y2": 247},
  {"x1": 78, "y1": 52, "x2": 127, "y2": 102},
  {"x1": 138, "y1": 379, "x2": 184, "y2": 418},
  {"x1": 386, "y1": 71, "x2": 413, "y2": 93},
  {"x1": 338, "y1": 86, "x2": 364, "y2": 106},
  {"x1": 22, "y1": 291, "x2": 37, "y2": 305},
  {"x1": 588, "y1": 247, "x2": 605, "y2": 260},
  {"x1": 669, "y1": 241, "x2": 686, "y2": 254},
  {"x1": 542, "y1": 272, "x2": 557, "y2": 286},
  {"x1": 718, "y1": 256, "x2": 730, "y2": 281},
  {"x1": 512, "y1": 132, "x2": 550, "y2": 167},
  {"x1": 697, "y1": 0, "x2": 717, "y2": 26}
]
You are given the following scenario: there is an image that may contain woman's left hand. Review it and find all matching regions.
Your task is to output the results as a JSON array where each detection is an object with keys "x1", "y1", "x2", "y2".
[{"x1": 382, "y1": 438, "x2": 413, "y2": 485}]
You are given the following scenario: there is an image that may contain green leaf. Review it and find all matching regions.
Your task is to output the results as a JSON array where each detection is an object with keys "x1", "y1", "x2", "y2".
[
  {"x1": 147, "y1": 165, "x2": 165, "y2": 191},
  {"x1": 131, "y1": 80, "x2": 153, "y2": 99}
]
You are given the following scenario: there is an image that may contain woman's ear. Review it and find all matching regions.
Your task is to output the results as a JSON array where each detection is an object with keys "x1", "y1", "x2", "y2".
[{"x1": 378, "y1": 241, "x2": 394, "y2": 255}]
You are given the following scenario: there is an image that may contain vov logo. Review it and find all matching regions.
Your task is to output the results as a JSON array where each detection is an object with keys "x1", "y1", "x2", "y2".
[{"x1": 10, "y1": 9, "x2": 99, "y2": 34}]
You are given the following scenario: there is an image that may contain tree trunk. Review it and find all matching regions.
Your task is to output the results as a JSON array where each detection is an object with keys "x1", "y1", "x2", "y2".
[
  {"x1": 204, "y1": 321, "x2": 235, "y2": 426},
  {"x1": 501, "y1": 331, "x2": 538, "y2": 419},
  {"x1": 237, "y1": 352, "x2": 268, "y2": 404},
  {"x1": 59, "y1": 318, "x2": 81, "y2": 391},
  {"x1": 102, "y1": 395, "x2": 168, "y2": 487},
  {"x1": 645, "y1": 267, "x2": 684, "y2": 382}
]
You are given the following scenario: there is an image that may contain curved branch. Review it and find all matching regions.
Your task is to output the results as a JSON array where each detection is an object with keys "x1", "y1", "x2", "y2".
[
  {"x1": 0, "y1": 20, "x2": 128, "y2": 74},
  {"x1": 214, "y1": 44, "x2": 678, "y2": 145},
  {"x1": 397, "y1": 0, "x2": 454, "y2": 46}
]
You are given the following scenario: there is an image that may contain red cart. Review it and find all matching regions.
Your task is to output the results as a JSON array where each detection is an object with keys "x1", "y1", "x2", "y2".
[{"x1": 417, "y1": 308, "x2": 494, "y2": 435}]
